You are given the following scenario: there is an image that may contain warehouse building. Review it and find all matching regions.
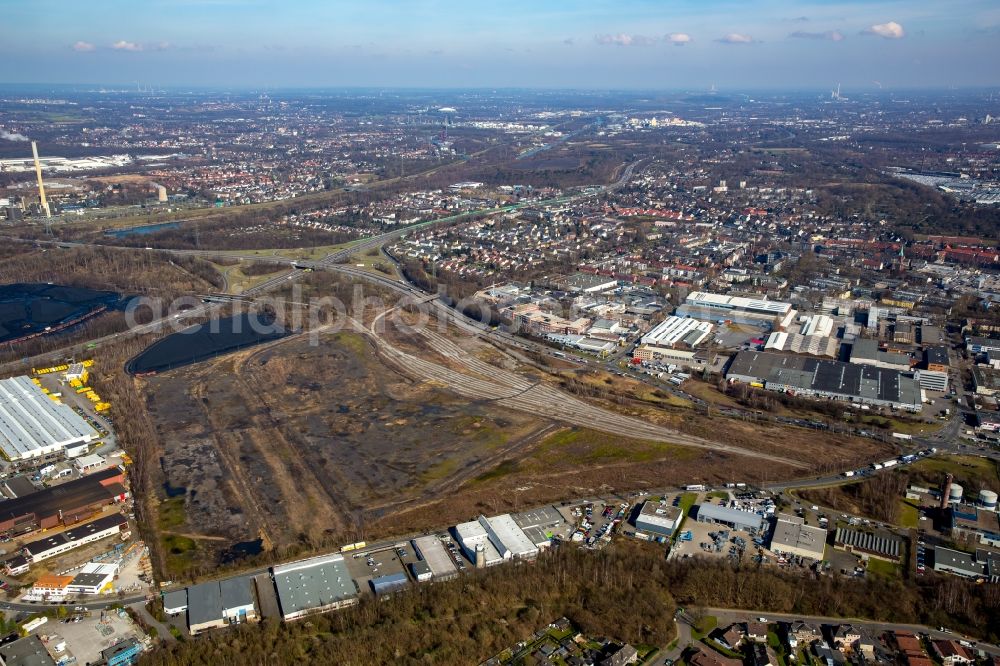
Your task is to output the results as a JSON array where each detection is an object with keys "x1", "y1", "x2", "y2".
[
  {"x1": 66, "y1": 562, "x2": 118, "y2": 595},
  {"x1": 764, "y1": 331, "x2": 839, "y2": 358},
  {"x1": 370, "y1": 572, "x2": 409, "y2": 596},
  {"x1": 727, "y1": 351, "x2": 922, "y2": 411},
  {"x1": 641, "y1": 316, "x2": 714, "y2": 349},
  {"x1": 915, "y1": 369, "x2": 949, "y2": 393},
  {"x1": 768, "y1": 514, "x2": 827, "y2": 560},
  {"x1": 694, "y1": 504, "x2": 764, "y2": 533},
  {"x1": 162, "y1": 589, "x2": 188, "y2": 616},
  {"x1": 676, "y1": 291, "x2": 796, "y2": 330},
  {"x1": 409, "y1": 560, "x2": 432, "y2": 582},
  {"x1": 849, "y1": 339, "x2": 912, "y2": 371},
  {"x1": 0, "y1": 636, "x2": 55, "y2": 666},
  {"x1": 272, "y1": 553, "x2": 358, "y2": 621},
  {"x1": 0, "y1": 376, "x2": 96, "y2": 461},
  {"x1": 512, "y1": 506, "x2": 565, "y2": 549},
  {"x1": 833, "y1": 527, "x2": 902, "y2": 562},
  {"x1": 933, "y1": 547, "x2": 1000, "y2": 582},
  {"x1": 22, "y1": 513, "x2": 129, "y2": 563},
  {"x1": 634, "y1": 501, "x2": 683, "y2": 538},
  {"x1": 949, "y1": 503, "x2": 1000, "y2": 547},
  {"x1": 411, "y1": 535, "x2": 459, "y2": 580},
  {"x1": 0, "y1": 466, "x2": 127, "y2": 538},
  {"x1": 187, "y1": 575, "x2": 258, "y2": 634},
  {"x1": 454, "y1": 514, "x2": 539, "y2": 565},
  {"x1": 973, "y1": 366, "x2": 1000, "y2": 397}
]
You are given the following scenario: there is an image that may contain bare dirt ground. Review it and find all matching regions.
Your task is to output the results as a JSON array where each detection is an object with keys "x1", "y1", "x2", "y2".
[{"x1": 143, "y1": 330, "x2": 544, "y2": 569}]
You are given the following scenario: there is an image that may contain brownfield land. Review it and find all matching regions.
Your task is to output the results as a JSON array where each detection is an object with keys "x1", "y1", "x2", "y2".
[{"x1": 141, "y1": 330, "x2": 546, "y2": 577}]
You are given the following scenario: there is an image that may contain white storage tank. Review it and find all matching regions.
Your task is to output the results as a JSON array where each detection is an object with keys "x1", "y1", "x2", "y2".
[
  {"x1": 979, "y1": 489, "x2": 998, "y2": 511},
  {"x1": 948, "y1": 483, "x2": 964, "y2": 503}
]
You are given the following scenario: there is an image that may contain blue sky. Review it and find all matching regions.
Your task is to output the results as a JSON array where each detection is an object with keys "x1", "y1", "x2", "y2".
[{"x1": 2, "y1": 0, "x2": 998, "y2": 89}]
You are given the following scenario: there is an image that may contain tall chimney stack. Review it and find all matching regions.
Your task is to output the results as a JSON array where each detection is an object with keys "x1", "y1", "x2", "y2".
[{"x1": 31, "y1": 141, "x2": 51, "y2": 218}]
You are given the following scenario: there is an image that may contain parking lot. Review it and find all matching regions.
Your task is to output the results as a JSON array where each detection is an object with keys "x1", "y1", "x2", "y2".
[
  {"x1": 557, "y1": 500, "x2": 629, "y2": 548},
  {"x1": 344, "y1": 542, "x2": 420, "y2": 594},
  {"x1": 34, "y1": 608, "x2": 145, "y2": 665}
]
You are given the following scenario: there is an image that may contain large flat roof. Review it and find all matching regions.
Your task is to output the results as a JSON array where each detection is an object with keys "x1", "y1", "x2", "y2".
[
  {"x1": 0, "y1": 376, "x2": 95, "y2": 459},
  {"x1": 272, "y1": 553, "x2": 357, "y2": 617},
  {"x1": 642, "y1": 316, "x2": 713, "y2": 347},
  {"x1": 695, "y1": 503, "x2": 764, "y2": 530},
  {"x1": 637, "y1": 501, "x2": 683, "y2": 531},
  {"x1": 769, "y1": 514, "x2": 827, "y2": 559},
  {"x1": 187, "y1": 580, "x2": 222, "y2": 627},
  {"x1": 23, "y1": 513, "x2": 126, "y2": 557},
  {"x1": 482, "y1": 514, "x2": 538, "y2": 558},
  {"x1": 0, "y1": 467, "x2": 122, "y2": 527},
  {"x1": 686, "y1": 291, "x2": 792, "y2": 315},
  {"x1": 728, "y1": 351, "x2": 921, "y2": 407},
  {"x1": 411, "y1": 535, "x2": 458, "y2": 578}
]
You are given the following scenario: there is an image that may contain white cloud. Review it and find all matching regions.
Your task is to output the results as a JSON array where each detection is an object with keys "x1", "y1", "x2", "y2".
[
  {"x1": 110, "y1": 40, "x2": 172, "y2": 52},
  {"x1": 666, "y1": 33, "x2": 692, "y2": 46},
  {"x1": 112, "y1": 40, "x2": 143, "y2": 51},
  {"x1": 595, "y1": 33, "x2": 657, "y2": 46},
  {"x1": 0, "y1": 131, "x2": 29, "y2": 142},
  {"x1": 72, "y1": 41, "x2": 96, "y2": 52},
  {"x1": 716, "y1": 33, "x2": 754, "y2": 44},
  {"x1": 789, "y1": 30, "x2": 845, "y2": 41},
  {"x1": 865, "y1": 21, "x2": 905, "y2": 39}
]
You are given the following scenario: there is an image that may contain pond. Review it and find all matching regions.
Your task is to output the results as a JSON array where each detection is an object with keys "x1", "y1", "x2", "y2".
[
  {"x1": 126, "y1": 312, "x2": 288, "y2": 375},
  {"x1": 104, "y1": 221, "x2": 181, "y2": 238},
  {"x1": 0, "y1": 282, "x2": 123, "y2": 345}
]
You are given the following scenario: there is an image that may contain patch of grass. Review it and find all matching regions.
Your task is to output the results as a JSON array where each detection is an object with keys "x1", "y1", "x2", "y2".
[
  {"x1": 420, "y1": 458, "x2": 459, "y2": 483},
  {"x1": 908, "y1": 455, "x2": 999, "y2": 491},
  {"x1": 678, "y1": 493, "x2": 698, "y2": 517},
  {"x1": 534, "y1": 428, "x2": 697, "y2": 466},
  {"x1": 898, "y1": 499, "x2": 920, "y2": 528},
  {"x1": 475, "y1": 460, "x2": 520, "y2": 483},
  {"x1": 866, "y1": 557, "x2": 901, "y2": 579},
  {"x1": 691, "y1": 615, "x2": 718, "y2": 640},
  {"x1": 163, "y1": 535, "x2": 198, "y2": 574},
  {"x1": 331, "y1": 331, "x2": 368, "y2": 355},
  {"x1": 158, "y1": 497, "x2": 186, "y2": 531}
]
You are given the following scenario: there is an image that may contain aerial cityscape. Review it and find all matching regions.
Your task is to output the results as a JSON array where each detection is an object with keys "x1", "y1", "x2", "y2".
[{"x1": 0, "y1": 1, "x2": 999, "y2": 665}]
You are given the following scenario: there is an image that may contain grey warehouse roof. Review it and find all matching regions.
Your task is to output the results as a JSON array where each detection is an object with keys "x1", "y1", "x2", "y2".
[
  {"x1": 728, "y1": 351, "x2": 921, "y2": 408},
  {"x1": 694, "y1": 503, "x2": 764, "y2": 530},
  {"x1": 272, "y1": 553, "x2": 357, "y2": 617}
]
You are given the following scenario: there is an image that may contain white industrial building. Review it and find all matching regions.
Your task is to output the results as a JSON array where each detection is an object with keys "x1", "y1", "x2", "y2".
[
  {"x1": 634, "y1": 501, "x2": 683, "y2": 538},
  {"x1": 66, "y1": 562, "x2": 118, "y2": 595},
  {"x1": 454, "y1": 514, "x2": 539, "y2": 566},
  {"x1": 0, "y1": 376, "x2": 96, "y2": 461},
  {"x1": 915, "y1": 369, "x2": 949, "y2": 392},
  {"x1": 412, "y1": 535, "x2": 459, "y2": 579},
  {"x1": 641, "y1": 316, "x2": 714, "y2": 348}
]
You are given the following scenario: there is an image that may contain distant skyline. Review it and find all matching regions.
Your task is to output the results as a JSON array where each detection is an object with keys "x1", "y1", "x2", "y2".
[{"x1": 2, "y1": 0, "x2": 999, "y2": 90}]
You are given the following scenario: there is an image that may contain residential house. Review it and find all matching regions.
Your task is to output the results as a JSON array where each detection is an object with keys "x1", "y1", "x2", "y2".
[
  {"x1": 688, "y1": 647, "x2": 744, "y2": 666},
  {"x1": 831, "y1": 624, "x2": 861, "y2": 653},
  {"x1": 714, "y1": 624, "x2": 746, "y2": 651},
  {"x1": 746, "y1": 622, "x2": 769, "y2": 643},
  {"x1": 790, "y1": 622, "x2": 821, "y2": 650},
  {"x1": 932, "y1": 640, "x2": 974, "y2": 666}
]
